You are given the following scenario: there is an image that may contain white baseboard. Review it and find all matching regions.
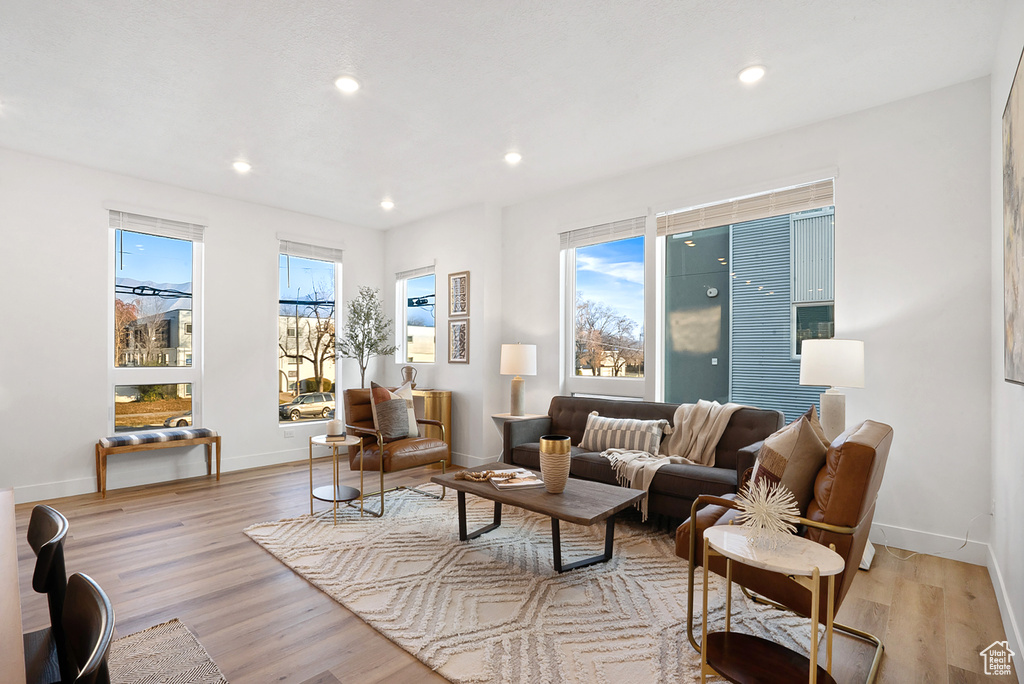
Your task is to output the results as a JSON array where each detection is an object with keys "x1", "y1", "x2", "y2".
[
  {"x1": 11, "y1": 446, "x2": 309, "y2": 504},
  {"x1": 868, "y1": 521, "x2": 988, "y2": 565},
  {"x1": 987, "y1": 546, "x2": 1023, "y2": 684}
]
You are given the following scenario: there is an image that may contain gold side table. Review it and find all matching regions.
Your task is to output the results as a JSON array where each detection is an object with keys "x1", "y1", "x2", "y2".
[
  {"x1": 700, "y1": 525, "x2": 844, "y2": 684},
  {"x1": 309, "y1": 434, "x2": 361, "y2": 524}
]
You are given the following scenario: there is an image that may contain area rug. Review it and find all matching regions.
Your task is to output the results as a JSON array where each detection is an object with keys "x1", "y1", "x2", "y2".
[
  {"x1": 245, "y1": 485, "x2": 815, "y2": 684},
  {"x1": 109, "y1": 618, "x2": 228, "y2": 683}
]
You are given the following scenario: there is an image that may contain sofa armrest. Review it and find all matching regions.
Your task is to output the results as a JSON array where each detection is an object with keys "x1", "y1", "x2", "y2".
[
  {"x1": 503, "y1": 417, "x2": 552, "y2": 464},
  {"x1": 735, "y1": 440, "x2": 763, "y2": 486}
]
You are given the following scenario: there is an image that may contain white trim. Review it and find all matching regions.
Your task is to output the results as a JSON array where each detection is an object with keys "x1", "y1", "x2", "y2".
[
  {"x1": 453, "y1": 451, "x2": 492, "y2": 468},
  {"x1": 396, "y1": 263, "x2": 436, "y2": 280},
  {"x1": 103, "y1": 201, "x2": 207, "y2": 228},
  {"x1": 276, "y1": 231, "x2": 347, "y2": 253},
  {"x1": 987, "y1": 545, "x2": 1024, "y2": 681},
  {"x1": 868, "y1": 521, "x2": 988, "y2": 565}
]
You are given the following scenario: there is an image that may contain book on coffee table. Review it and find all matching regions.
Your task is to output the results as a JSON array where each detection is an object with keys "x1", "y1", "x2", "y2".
[{"x1": 490, "y1": 468, "x2": 544, "y2": 490}]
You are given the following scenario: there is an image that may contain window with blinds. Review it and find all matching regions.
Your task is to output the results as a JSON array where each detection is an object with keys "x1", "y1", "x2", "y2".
[
  {"x1": 560, "y1": 217, "x2": 646, "y2": 387},
  {"x1": 278, "y1": 239, "x2": 340, "y2": 421},
  {"x1": 110, "y1": 210, "x2": 204, "y2": 432},
  {"x1": 397, "y1": 264, "x2": 436, "y2": 364},
  {"x1": 661, "y1": 182, "x2": 835, "y2": 421}
]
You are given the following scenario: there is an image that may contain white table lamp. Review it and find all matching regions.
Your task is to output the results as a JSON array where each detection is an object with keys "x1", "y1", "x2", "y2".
[
  {"x1": 799, "y1": 339, "x2": 864, "y2": 442},
  {"x1": 500, "y1": 343, "x2": 537, "y2": 416}
]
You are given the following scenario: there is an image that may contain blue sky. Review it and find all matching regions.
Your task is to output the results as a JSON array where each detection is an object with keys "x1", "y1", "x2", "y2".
[
  {"x1": 407, "y1": 273, "x2": 436, "y2": 327},
  {"x1": 576, "y1": 236, "x2": 644, "y2": 333},
  {"x1": 115, "y1": 230, "x2": 192, "y2": 285},
  {"x1": 279, "y1": 254, "x2": 335, "y2": 315}
]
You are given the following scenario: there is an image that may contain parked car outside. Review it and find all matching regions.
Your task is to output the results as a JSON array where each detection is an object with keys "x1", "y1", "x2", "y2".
[
  {"x1": 279, "y1": 392, "x2": 335, "y2": 421},
  {"x1": 163, "y1": 411, "x2": 192, "y2": 427}
]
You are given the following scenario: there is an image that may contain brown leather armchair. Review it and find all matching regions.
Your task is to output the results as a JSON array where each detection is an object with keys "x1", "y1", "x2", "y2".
[
  {"x1": 676, "y1": 419, "x2": 893, "y2": 683},
  {"x1": 343, "y1": 388, "x2": 449, "y2": 516}
]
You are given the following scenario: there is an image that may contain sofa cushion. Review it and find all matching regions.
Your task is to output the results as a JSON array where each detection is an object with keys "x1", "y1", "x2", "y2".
[
  {"x1": 568, "y1": 452, "x2": 619, "y2": 485},
  {"x1": 579, "y1": 412, "x2": 668, "y2": 455},
  {"x1": 752, "y1": 416, "x2": 827, "y2": 514},
  {"x1": 547, "y1": 397, "x2": 678, "y2": 445},
  {"x1": 649, "y1": 463, "x2": 737, "y2": 500}
]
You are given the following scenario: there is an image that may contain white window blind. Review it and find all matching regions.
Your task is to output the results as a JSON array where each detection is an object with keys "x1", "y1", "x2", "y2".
[
  {"x1": 559, "y1": 216, "x2": 646, "y2": 250},
  {"x1": 396, "y1": 264, "x2": 435, "y2": 280},
  {"x1": 109, "y1": 210, "x2": 205, "y2": 242},
  {"x1": 656, "y1": 179, "x2": 834, "y2": 237},
  {"x1": 279, "y1": 239, "x2": 344, "y2": 263}
]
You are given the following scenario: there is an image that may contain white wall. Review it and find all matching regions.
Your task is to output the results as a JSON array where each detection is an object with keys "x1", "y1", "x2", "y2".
[
  {"x1": 990, "y1": 1, "x2": 1024, "y2": 664},
  {"x1": 0, "y1": 147, "x2": 384, "y2": 502},
  {"x1": 381, "y1": 203, "x2": 504, "y2": 466},
  {"x1": 502, "y1": 78, "x2": 993, "y2": 562}
]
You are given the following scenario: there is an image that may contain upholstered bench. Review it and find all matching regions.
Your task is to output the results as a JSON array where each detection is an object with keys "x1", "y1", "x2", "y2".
[{"x1": 95, "y1": 428, "x2": 221, "y2": 497}]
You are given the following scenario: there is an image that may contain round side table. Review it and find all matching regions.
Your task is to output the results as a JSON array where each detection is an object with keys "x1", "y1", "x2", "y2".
[
  {"x1": 700, "y1": 525, "x2": 845, "y2": 684},
  {"x1": 309, "y1": 434, "x2": 361, "y2": 524}
]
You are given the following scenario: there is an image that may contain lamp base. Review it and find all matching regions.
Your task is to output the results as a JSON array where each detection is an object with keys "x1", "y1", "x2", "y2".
[
  {"x1": 819, "y1": 389, "x2": 846, "y2": 443},
  {"x1": 510, "y1": 376, "x2": 525, "y2": 416}
]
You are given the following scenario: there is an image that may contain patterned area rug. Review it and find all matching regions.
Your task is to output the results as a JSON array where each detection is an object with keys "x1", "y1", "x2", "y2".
[
  {"x1": 245, "y1": 485, "x2": 815, "y2": 684},
  {"x1": 109, "y1": 618, "x2": 228, "y2": 683}
]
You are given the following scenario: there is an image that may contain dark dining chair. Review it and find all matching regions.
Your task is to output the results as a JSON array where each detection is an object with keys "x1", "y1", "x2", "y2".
[
  {"x1": 23, "y1": 505, "x2": 70, "y2": 684},
  {"x1": 61, "y1": 573, "x2": 114, "y2": 684}
]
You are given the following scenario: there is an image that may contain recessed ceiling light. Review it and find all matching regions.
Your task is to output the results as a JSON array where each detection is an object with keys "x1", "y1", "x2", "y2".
[
  {"x1": 380, "y1": 198, "x2": 395, "y2": 211},
  {"x1": 738, "y1": 65, "x2": 766, "y2": 84},
  {"x1": 504, "y1": 151, "x2": 522, "y2": 165},
  {"x1": 335, "y1": 75, "x2": 361, "y2": 94},
  {"x1": 232, "y1": 160, "x2": 252, "y2": 173}
]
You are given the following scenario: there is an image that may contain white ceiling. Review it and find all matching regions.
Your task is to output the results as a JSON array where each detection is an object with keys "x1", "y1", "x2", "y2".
[{"x1": 0, "y1": 1, "x2": 1006, "y2": 229}]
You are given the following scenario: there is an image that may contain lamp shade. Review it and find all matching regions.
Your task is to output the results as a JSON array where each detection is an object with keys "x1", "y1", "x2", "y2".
[
  {"x1": 500, "y1": 343, "x2": 537, "y2": 376},
  {"x1": 799, "y1": 339, "x2": 864, "y2": 388}
]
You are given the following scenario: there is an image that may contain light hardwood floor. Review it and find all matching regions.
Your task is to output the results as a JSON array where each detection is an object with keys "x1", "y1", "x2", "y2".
[{"x1": 12, "y1": 459, "x2": 1015, "y2": 683}]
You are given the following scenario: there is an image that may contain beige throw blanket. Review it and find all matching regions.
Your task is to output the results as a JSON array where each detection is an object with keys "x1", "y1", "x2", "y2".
[{"x1": 604, "y1": 400, "x2": 745, "y2": 520}]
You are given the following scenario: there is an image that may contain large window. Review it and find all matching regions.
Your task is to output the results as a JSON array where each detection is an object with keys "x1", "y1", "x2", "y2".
[
  {"x1": 658, "y1": 180, "x2": 835, "y2": 421},
  {"x1": 278, "y1": 240, "x2": 342, "y2": 423},
  {"x1": 111, "y1": 211, "x2": 203, "y2": 432},
  {"x1": 396, "y1": 266, "x2": 435, "y2": 363},
  {"x1": 561, "y1": 217, "x2": 646, "y2": 397}
]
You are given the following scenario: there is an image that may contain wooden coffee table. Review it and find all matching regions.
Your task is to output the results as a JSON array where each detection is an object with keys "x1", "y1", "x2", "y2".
[{"x1": 431, "y1": 463, "x2": 645, "y2": 573}]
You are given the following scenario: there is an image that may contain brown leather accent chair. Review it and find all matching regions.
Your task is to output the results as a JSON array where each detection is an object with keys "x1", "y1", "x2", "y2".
[
  {"x1": 344, "y1": 388, "x2": 449, "y2": 516},
  {"x1": 23, "y1": 505, "x2": 71, "y2": 684},
  {"x1": 676, "y1": 419, "x2": 893, "y2": 684}
]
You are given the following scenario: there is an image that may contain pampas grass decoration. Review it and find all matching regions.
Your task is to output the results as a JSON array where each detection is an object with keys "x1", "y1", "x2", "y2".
[{"x1": 734, "y1": 478, "x2": 800, "y2": 550}]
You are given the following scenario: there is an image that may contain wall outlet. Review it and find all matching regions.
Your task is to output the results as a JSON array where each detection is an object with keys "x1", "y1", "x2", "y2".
[{"x1": 283, "y1": 428, "x2": 294, "y2": 438}]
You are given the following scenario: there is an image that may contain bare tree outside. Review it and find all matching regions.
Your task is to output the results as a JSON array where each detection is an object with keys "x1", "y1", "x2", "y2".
[
  {"x1": 574, "y1": 292, "x2": 643, "y2": 377},
  {"x1": 279, "y1": 279, "x2": 335, "y2": 392},
  {"x1": 338, "y1": 286, "x2": 398, "y2": 388}
]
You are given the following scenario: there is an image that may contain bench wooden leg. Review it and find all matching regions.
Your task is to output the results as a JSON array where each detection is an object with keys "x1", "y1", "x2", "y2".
[
  {"x1": 205, "y1": 443, "x2": 212, "y2": 476},
  {"x1": 95, "y1": 443, "x2": 106, "y2": 498},
  {"x1": 215, "y1": 436, "x2": 221, "y2": 480}
]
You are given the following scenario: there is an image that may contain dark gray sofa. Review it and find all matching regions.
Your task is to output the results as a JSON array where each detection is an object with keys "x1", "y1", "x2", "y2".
[{"x1": 503, "y1": 396, "x2": 783, "y2": 522}]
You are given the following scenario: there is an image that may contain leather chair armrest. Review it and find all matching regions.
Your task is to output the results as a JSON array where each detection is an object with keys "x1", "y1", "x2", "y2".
[
  {"x1": 415, "y1": 418, "x2": 446, "y2": 442},
  {"x1": 503, "y1": 417, "x2": 552, "y2": 464},
  {"x1": 735, "y1": 440, "x2": 763, "y2": 487},
  {"x1": 346, "y1": 424, "x2": 378, "y2": 438}
]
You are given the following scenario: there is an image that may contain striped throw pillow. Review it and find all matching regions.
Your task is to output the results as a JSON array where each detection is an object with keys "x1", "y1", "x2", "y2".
[{"x1": 579, "y1": 412, "x2": 669, "y2": 456}]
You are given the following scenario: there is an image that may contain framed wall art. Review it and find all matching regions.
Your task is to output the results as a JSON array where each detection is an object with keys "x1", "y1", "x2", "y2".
[
  {"x1": 1005, "y1": 45, "x2": 1024, "y2": 383},
  {"x1": 448, "y1": 319, "x2": 469, "y2": 364},
  {"x1": 448, "y1": 271, "x2": 469, "y2": 318}
]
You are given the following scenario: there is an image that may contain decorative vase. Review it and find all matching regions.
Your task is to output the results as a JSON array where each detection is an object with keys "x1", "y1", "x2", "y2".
[
  {"x1": 539, "y1": 435, "x2": 571, "y2": 494},
  {"x1": 400, "y1": 365, "x2": 418, "y2": 388}
]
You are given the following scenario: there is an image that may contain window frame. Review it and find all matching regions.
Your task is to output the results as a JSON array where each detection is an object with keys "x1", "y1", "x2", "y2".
[
  {"x1": 560, "y1": 217, "x2": 649, "y2": 399},
  {"x1": 277, "y1": 243, "x2": 343, "y2": 424},
  {"x1": 108, "y1": 211, "x2": 204, "y2": 434},
  {"x1": 395, "y1": 265, "x2": 436, "y2": 365}
]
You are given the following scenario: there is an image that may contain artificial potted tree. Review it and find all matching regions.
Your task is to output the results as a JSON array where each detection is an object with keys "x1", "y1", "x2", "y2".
[{"x1": 338, "y1": 286, "x2": 398, "y2": 388}]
